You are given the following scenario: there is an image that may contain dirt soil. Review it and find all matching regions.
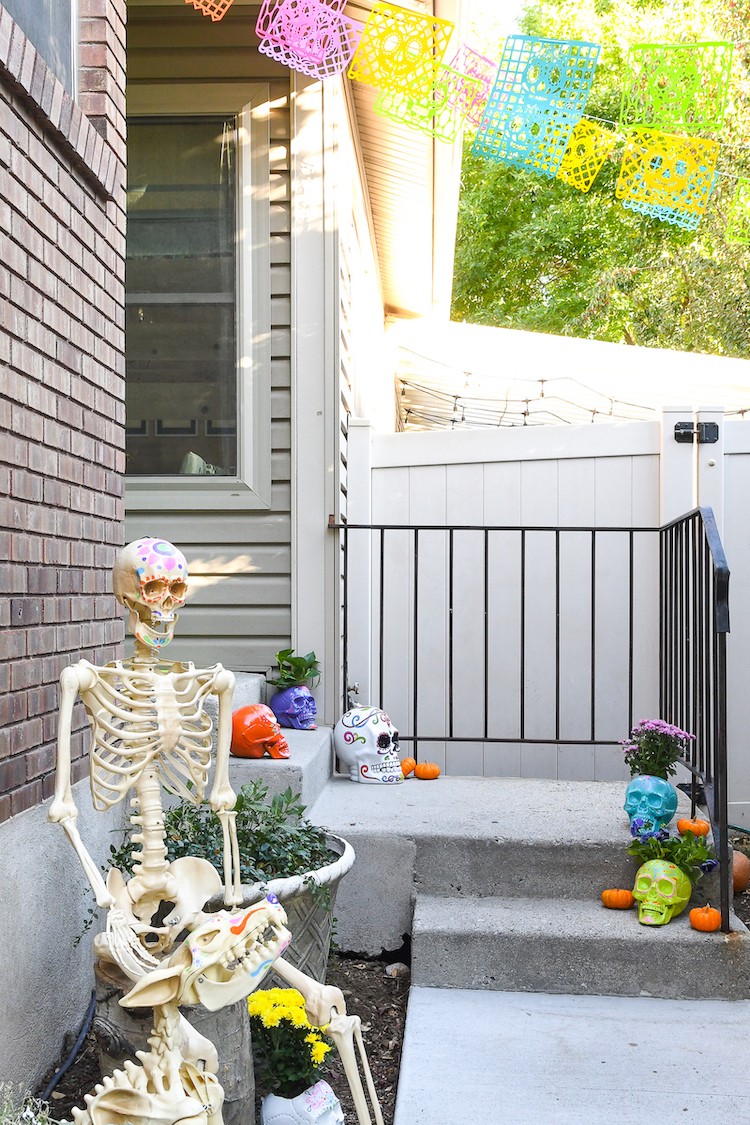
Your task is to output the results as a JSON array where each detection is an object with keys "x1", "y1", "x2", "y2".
[{"x1": 37, "y1": 951, "x2": 409, "y2": 1125}]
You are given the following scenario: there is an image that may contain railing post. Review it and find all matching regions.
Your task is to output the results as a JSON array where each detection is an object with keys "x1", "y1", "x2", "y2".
[
  {"x1": 346, "y1": 419, "x2": 374, "y2": 706},
  {"x1": 660, "y1": 406, "x2": 695, "y2": 523}
]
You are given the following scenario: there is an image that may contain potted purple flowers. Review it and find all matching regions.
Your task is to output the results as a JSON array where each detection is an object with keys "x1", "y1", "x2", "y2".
[
  {"x1": 622, "y1": 719, "x2": 695, "y2": 837},
  {"x1": 620, "y1": 718, "x2": 695, "y2": 781}
]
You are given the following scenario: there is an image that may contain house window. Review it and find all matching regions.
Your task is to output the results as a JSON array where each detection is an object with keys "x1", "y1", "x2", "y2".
[
  {"x1": 3, "y1": 0, "x2": 77, "y2": 96},
  {"x1": 125, "y1": 84, "x2": 272, "y2": 510},
  {"x1": 126, "y1": 116, "x2": 238, "y2": 477}
]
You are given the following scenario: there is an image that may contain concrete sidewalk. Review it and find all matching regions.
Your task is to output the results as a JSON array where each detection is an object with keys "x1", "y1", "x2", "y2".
[{"x1": 394, "y1": 987, "x2": 750, "y2": 1124}]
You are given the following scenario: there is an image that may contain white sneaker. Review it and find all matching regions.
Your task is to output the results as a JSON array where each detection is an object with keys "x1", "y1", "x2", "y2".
[{"x1": 260, "y1": 1080, "x2": 344, "y2": 1124}]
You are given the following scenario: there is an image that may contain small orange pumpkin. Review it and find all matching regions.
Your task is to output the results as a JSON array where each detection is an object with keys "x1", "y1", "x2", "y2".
[
  {"x1": 689, "y1": 905, "x2": 721, "y2": 932},
  {"x1": 677, "y1": 817, "x2": 710, "y2": 837},
  {"x1": 733, "y1": 851, "x2": 750, "y2": 894},
  {"x1": 414, "y1": 761, "x2": 441, "y2": 780},
  {"x1": 600, "y1": 888, "x2": 635, "y2": 910},
  {"x1": 400, "y1": 757, "x2": 417, "y2": 777}
]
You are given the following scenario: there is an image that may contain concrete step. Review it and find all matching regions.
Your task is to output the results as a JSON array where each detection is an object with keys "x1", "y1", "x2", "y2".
[
  {"x1": 307, "y1": 776, "x2": 698, "y2": 955},
  {"x1": 229, "y1": 726, "x2": 333, "y2": 809},
  {"x1": 393, "y1": 987, "x2": 750, "y2": 1125},
  {"x1": 412, "y1": 893, "x2": 750, "y2": 1000}
]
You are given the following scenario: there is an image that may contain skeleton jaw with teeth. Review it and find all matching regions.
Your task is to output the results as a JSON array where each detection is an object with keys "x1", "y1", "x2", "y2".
[
  {"x1": 173, "y1": 897, "x2": 291, "y2": 1011},
  {"x1": 113, "y1": 538, "x2": 189, "y2": 652}
]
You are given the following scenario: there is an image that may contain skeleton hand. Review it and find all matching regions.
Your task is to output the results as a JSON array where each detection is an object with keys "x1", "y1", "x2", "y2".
[{"x1": 106, "y1": 908, "x2": 161, "y2": 981}]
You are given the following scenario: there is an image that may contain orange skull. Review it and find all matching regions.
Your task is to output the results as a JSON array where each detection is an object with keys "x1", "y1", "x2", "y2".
[{"x1": 231, "y1": 704, "x2": 290, "y2": 759}]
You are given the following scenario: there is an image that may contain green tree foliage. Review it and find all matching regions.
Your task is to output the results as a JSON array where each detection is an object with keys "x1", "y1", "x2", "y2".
[{"x1": 451, "y1": 0, "x2": 750, "y2": 356}]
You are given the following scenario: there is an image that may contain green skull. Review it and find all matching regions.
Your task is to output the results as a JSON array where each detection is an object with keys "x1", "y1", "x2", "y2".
[{"x1": 632, "y1": 859, "x2": 691, "y2": 925}]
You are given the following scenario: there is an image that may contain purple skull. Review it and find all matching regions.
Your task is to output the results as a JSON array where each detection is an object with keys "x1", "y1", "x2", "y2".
[{"x1": 269, "y1": 685, "x2": 318, "y2": 730}]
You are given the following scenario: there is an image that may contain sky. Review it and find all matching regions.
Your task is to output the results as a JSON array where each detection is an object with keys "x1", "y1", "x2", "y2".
[{"x1": 465, "y1": 0, "x2": 526, "y2": 55}]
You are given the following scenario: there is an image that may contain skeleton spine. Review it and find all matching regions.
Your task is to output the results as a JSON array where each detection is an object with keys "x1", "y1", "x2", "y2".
[{"x1": 130, "y1": 768, "x2": 172, "y2": 889}]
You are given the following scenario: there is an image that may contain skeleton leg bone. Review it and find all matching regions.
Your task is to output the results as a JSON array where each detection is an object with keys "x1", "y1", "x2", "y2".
[
  {"x1": 327, "y1": 1015, "x2": 384, "y2": 1125},
  {"x1": 273, "y1": 958, "x2": 383, "y2": 1125}
]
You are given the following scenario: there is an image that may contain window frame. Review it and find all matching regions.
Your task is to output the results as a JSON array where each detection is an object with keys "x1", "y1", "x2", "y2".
[{"x1": 125, "y1": 82, "x2": 272, "y2": 511}]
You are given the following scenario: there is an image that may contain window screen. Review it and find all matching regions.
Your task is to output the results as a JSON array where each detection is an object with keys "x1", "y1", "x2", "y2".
[
  {"x1": 3, "y1": 0, "x2": 76, "y2": 96},
  {"x1": 126, "y1": 116, "x2": 239, "y2": 477}
]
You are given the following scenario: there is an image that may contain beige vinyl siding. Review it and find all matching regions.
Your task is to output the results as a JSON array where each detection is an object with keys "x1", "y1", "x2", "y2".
[{"x1": 125, "y1": 6, "x2": 292, "y2": 671}]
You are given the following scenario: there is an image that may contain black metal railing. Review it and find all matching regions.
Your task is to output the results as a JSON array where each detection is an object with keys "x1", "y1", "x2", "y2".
[
  {"x1": 660, "y1": 508, "x2": 731, "y2": 930},
  {"x1": 332, "y1": 509, "x2": 731, "y2": 928}
]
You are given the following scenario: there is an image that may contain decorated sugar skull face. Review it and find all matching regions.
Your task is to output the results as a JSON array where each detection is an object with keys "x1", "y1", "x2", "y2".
[
  {"x1": 632, "y1": 859, "x2": 691, "y2": 926},
  {"x1": 334, "y1": 706, "x2": 403, "y2": 784},
  {"x1": 624, "y1": 775, "x2": 678, "y2": 833},
  {"x1": 270, "y1": 685, "x2": 318, "y2": 730},
  {"x1": 231, "y1": 704, "x2": 290, "y2": 759},
  {"x1": 113, "y1": 538, "x2": 188, "y2": 650}
]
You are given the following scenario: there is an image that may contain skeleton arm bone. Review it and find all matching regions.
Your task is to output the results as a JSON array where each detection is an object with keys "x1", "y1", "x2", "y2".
[
  {"x1": 272, "y1": 957, "x2": 347, "y2": 1025},
  {"x1": 208, "y1": 667, "x2": 242, "y2": 906},
  {"x1": 49, "y1": 664, "x2": 115, "y2": 909}
]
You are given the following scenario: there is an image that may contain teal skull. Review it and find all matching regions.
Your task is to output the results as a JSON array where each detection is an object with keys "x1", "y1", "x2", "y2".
[
  {"x1": 632, "y1": 859, "x2": 691, "y2": 925},
  {"x1": 624, "y1": 775, "x2": 678, "y2": 832}
]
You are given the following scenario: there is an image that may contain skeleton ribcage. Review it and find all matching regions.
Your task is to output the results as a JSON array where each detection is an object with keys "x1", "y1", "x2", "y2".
[{"x1": 82, "y1": 662, "x2": 219, "y2": 811}]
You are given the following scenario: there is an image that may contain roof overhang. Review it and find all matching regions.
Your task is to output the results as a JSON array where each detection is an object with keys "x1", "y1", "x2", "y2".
[{"x1": 343, "y1": 0, "x2": 466, "y2": 320}]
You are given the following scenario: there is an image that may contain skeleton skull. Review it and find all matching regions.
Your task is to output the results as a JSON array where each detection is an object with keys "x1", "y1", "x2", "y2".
[
  {"x1": 632, "y1": 858, "x2": 691, "y2": 925},
  {"x1": 260, "y1": 1080, "x2": 345, "y2": 1125},
  {"x1": 624, "y1": 775, "x2": 678, "y2": 833},
  {"x1": 231, "y1": 704, "x2": 290, "y2": 759},
  {"x1": 270, "y1": 686, "x2": 318, "y2": 730},
  {"x1": 113, "y1": 538, "x2": 189, "y2": 650},
  {"x1": 333, "y1": 706, "x2": 403, "y2": 784},
  {"x1": 122, "y1": 896, "x2": 291, "y2": 1013}
]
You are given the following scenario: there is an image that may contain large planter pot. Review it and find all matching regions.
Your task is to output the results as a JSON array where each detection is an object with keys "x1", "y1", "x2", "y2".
[{"x1": 238, "y1": 832, "x2": 355, "y2": 984}]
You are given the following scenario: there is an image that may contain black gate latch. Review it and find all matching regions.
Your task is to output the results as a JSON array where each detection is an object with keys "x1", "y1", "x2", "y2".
[{"x1": 674, "y1": 422, "x2": 720, "y2": 444}]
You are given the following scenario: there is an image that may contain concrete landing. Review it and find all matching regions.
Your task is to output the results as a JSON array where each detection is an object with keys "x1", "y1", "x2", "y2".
[{"x1": 394, "y1": 988, "x2": 750, "y2": 1124}]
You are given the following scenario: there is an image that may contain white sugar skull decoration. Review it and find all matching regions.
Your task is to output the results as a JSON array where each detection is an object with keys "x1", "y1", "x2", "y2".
[
  {"x1": 113, "y1": 538, "x2": 189, "y2": 650},
  {"x1": 334, "y1": 706, "x2": 403, "y2": 784}
]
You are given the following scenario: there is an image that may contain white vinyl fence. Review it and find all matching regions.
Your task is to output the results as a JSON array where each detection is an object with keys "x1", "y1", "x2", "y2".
[{"x1": 344, "y1": 411, "x2": 750, "y2": 826}]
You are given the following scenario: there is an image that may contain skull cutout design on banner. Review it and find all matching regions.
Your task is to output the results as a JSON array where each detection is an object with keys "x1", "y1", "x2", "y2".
[{"x1": 334, "y1": 706, "x2": 403, "y2": 783}]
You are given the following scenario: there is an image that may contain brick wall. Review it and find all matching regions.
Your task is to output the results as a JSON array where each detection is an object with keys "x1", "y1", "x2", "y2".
[{"x1": 0, "y1": 1, "x2": 127, "y2": 822}]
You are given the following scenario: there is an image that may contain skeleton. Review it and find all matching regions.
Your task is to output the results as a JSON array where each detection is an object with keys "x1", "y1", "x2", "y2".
[
  {"x1": 72, "y1": 900, "x2": 292, "y2": 1125},
  {"x1": 50, "y1": 538, "x2": 242, "y2": 973},
  {"x1": 50, "y1": 538, "x2": 384, "y2": 1125}
]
